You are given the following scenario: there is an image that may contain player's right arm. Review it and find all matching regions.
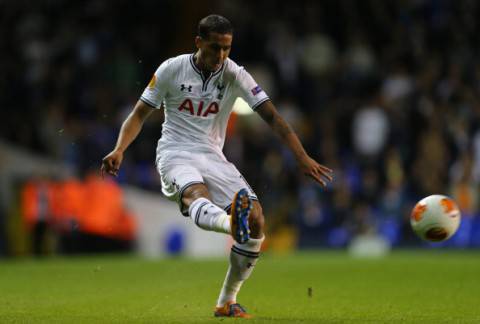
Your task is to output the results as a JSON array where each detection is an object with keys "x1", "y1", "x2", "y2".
[{"x1": 101, "y1": 100, "x2": 155, "y2": 177}]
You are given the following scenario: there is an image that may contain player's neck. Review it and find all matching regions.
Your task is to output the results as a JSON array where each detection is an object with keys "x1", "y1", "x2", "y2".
[{"x1": 193, "y1": 52, "x2": 213, "y2": 77}]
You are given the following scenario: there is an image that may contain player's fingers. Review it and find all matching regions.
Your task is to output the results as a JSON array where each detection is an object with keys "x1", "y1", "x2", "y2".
[
  {"x1": 107, "y1": 158, "x2": 119, "y2": 174},
  {"x1": 108, "y1": 166, "x2": 119, "y2": 177},
  {"x1": 318, "y1": 168, "x2": 333, "y2": 181},
  {"x1": 313, "y1": 165, "x2": 333, "y2": 181},
  {"x1": 111, "y1": 159, "x2": 120, "y2": 176},
  {"x1": 310, "y1": 171, "x2": 326, "y2": 187},
  {"x1": 101, "y1": 157, "x2": 110, "y2": 170},
  {"x1": 311, "y1": 166, "x2": 331, "y2": 182},
  {"x1": 319, "y1": 165, "x2": 333, "y2": 173},
  {"x1": 100, "y1": 164, "x2": 105, "y2": 179},
  {"x1": 102, "y1": 158, "x2": 114, "y2": 173}
]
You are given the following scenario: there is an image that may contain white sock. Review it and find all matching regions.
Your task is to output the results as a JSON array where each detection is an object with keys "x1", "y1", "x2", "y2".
[
  {"x1": 188, "y1": 198, "x2": 231, "y2": 234},
  {"x1": 216, "y1": 235, "x2": 264, "y2": 306}
]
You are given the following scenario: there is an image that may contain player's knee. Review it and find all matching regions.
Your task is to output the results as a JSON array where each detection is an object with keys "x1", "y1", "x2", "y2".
[
  {"x1": 182, "y1": 183, "x2": 211, "y2": 208},
  {"x1": 249, "y1": 202, "x2": 265, "y2": 237}
]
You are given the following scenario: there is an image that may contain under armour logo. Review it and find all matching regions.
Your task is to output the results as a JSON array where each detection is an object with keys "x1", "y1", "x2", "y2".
[
  {"x1": 180, "y1": 84, "x2": 192, "y2": 92},
  {"x1": 246, "y1": 262, "x2": 253, "y2": 269},
  {"x1": 216, "y1": 84, "x2": 225, "y2": 91}
]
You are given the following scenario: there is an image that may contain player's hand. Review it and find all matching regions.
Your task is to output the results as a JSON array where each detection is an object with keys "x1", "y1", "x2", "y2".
[
  {"x1": 298, "y1": 155, "x2": 333, "y2": 187},
  {"x1": 101, "y1": 150, "x2": 124, "y2": 178}
]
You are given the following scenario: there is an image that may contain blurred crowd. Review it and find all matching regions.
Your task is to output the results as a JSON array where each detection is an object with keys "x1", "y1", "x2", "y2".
[{"x1": 2, "y1": 0, "x2": 480, "y2": 248}]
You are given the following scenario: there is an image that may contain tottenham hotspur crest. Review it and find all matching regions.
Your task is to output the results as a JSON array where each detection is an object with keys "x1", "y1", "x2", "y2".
[{"x1": 216, "y1": 83, "x2": 225, "y2": 100}]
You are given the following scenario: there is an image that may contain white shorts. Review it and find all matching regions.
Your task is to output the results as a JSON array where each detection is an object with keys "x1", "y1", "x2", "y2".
[{"x1": 156, "y1": 149, "x2": 258, "y2": 216}]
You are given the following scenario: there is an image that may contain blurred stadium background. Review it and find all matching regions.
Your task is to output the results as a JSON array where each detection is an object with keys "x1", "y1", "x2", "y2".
[{"x1": 1, "y1": 0, "x2": 480, "y2": 258}]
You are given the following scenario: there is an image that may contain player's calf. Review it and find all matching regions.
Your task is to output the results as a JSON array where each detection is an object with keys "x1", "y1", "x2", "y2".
[
  {"x1": 216, "y1": 226, "x2": 264, "y2": 310},
  {"x1": 248, "y1": 201, "x2": 265, "y2": 239},
  {"x1": 187, "y1": 188, "x2": 259, "y2": 246}
]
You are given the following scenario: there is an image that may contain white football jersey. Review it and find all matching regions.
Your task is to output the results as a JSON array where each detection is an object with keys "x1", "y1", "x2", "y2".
[{"x1": 140, "y1": 54, "x2": 269, "y2": 154}]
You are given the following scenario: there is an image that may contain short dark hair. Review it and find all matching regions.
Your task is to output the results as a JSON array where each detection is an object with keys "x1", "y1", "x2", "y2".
[{"x1": 198, "y1": 15, "x2": 233, "y2": 39}]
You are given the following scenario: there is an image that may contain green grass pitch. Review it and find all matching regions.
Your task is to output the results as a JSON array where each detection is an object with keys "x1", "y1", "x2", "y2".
[{"x1": 0, "y1": 251, "x2": 479, "y2": 323}]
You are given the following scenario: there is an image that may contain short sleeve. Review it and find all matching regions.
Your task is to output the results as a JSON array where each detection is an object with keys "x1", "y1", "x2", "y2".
[
  {"x1": 140, "y1": 59, "x2": 172, "y2": 109},
  {"x1": 235, "y1": 67, "x2": 270, "y2": 110}
]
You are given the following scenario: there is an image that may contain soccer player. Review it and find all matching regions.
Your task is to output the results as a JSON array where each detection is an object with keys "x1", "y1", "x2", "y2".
[{"x1": 101, "y1": 14, "x2": 333, "y2": 318}]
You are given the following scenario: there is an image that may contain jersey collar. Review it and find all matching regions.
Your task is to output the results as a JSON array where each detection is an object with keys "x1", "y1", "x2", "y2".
[{"x1": 190, "y1": 53, "x2": 224, "y2": 80}]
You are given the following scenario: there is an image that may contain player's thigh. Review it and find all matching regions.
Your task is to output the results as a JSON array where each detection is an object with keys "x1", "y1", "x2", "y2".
[
  {"x1": 203, "y1": 156, "x2": 258, "y2": 212},
  {"x1": 157, "y1": 150, "x2": 207, "y2": 215}
]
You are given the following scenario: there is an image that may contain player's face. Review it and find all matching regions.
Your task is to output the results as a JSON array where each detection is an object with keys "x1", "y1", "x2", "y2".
[{"x1": 195, "y1": 32, "x2": 232, "y2": 72}]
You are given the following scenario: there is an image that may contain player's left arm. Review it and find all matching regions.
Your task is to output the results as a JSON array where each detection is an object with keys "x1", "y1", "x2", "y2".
[{"x1": 255, "y1": 100, "x2": 333, "y2": 186}]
